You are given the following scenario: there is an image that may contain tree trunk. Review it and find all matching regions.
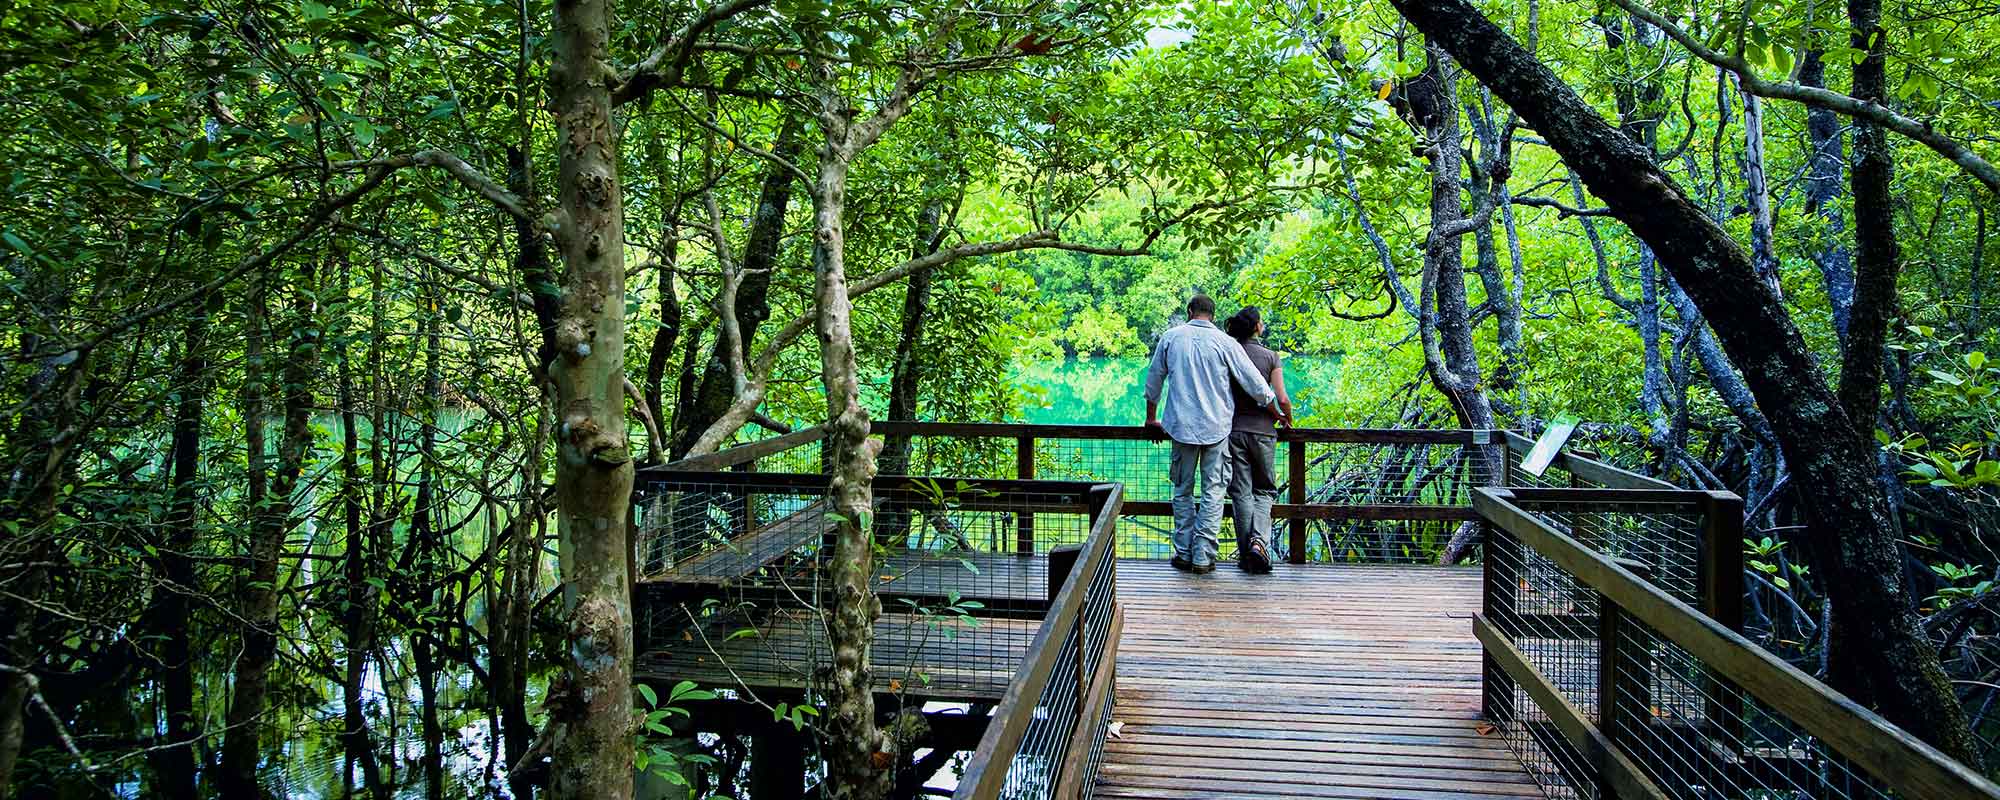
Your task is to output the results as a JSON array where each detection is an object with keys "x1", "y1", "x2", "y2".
[
  {"x1": 225, "y1": 257, "x2": 318, "y2": 798},
  {"x1": 1384, "y1": 0, "x2": 1980, "y2": 762},
  {"x1": 545, "y1": 0, "x2": 636, "y2": 795},
  {"x1": 1798, "y1": 49, "x2": 1853, "y2": 340},
  {"x1": 1407, "y1": 48, "x2": 1496, "y2": 435},
  {"x1": 1740, "y1": 85, "x2": 1781, "y2": 297},
  {"x1": 143, "y1": 307, "x2": 210, "y2": 800},
  {"x1": 334, "y1": 265, "x2": 387, "y2": 799},
  {"x1": 221, "y1": 271, "x2": 273, "y2": 800},
  {"x1": 1837, "y1": 0, "x2": 1899, "y2": 433},
  {"x1": 497, "y1": 145, "x2": 553, "y2": 798},
  {"x1": 1406, "y1": 47, "x2": 1502, "y2": 566},
  {"x1": 669, "y1": 121, "x2": 802, "y2": 459},
  {"x1": 413, "y1": 301, "x2": 446, "y2": 800},
  {"x1": 881, "y1": 198, "x2": 947, "y2": 474},
  {"x1": 812, "y1": 140, "x2": 893, "y2": 800},
  {"x1": 0, "y1": 315, "x2": 87, "y2": 797}
]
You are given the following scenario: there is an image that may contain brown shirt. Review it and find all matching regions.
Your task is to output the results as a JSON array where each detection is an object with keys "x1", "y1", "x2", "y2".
[{"x1": 1231, "y1": 340, "x2": 1281, "y2": 435}]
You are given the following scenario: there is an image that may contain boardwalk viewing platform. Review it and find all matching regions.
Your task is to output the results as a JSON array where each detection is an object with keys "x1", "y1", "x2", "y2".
[{"x1": 628, "y1": 423, "x2": 2000, "y2": 800}]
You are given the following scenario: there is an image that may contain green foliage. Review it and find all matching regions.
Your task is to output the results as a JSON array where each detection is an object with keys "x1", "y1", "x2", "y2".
[{"x1": 633, "y1": 681, "x2": 719, "y2": 794}]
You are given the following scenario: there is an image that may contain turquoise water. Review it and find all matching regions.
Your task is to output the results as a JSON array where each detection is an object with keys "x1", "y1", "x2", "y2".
[{"x1": 1013, "y1": 355, "x2": 1340, "y2": 425}]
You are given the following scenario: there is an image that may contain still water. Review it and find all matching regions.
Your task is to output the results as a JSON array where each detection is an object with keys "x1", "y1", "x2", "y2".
[{"x1": 1013, "y1": 355, "x2": 1341, "y2": 426}]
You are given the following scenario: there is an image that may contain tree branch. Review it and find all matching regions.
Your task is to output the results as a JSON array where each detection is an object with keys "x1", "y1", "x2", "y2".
[
  {"x1": 1511, "y1": 195, "x2": 1614, "y2": 217},
  {"x1": 613, "y1": 0, "x2": 774, "y2": 107},
  {"x1": 1608, "y1": 0, "x2": 2000, "y2": 195}
]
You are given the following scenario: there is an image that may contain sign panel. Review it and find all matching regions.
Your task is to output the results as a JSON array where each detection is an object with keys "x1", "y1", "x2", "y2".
[{"x1": 1519, "y1": 414, "x2": 1580, "y2": 478}]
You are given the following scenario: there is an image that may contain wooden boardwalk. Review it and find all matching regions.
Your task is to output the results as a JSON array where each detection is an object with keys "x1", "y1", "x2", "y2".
[{"x1": 1098, "y1": 562, "x2": 1541, "y2": 800}]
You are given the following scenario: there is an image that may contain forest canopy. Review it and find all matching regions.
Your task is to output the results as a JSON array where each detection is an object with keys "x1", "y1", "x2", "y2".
[{"x1": 3, "y1": 0, "x2": 2000, "y2": 797}]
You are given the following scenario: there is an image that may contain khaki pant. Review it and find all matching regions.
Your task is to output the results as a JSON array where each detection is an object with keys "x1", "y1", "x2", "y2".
[
  {"x1": 1169, "y1": 439, "x2": 1230, "y2": 566},
  {"x1": 1228, "y1": 431, "x2": 1279, "y2": 559}
]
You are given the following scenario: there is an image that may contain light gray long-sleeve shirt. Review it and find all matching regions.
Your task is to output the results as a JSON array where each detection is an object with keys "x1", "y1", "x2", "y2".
[{"x1": 1145, "y1": 319, "x2": 1276, "y2": 446}]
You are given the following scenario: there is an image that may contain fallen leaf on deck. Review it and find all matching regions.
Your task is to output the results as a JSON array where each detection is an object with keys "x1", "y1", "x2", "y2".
[
  {"x1": 1107, "y1": 721, "x2": 1125, "y2": 739},
  {"x1": 1474, "y1": 722, "x2": 1497, "y2": 736}
]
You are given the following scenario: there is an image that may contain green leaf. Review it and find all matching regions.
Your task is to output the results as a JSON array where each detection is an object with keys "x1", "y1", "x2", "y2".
[
  {"x1": 636, "y1": 683, "x2": 658, "y2": 708},
  {"x1": 343, "y1": 50, "x2": 387, "y2": 70}
]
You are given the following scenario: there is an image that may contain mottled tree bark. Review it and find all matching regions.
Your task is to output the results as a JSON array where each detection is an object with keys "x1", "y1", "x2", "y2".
[
  {"x1": 1405, "y1": 48, "x2": 1497, "y2": 437},
  {"x1": 811, "y1": 132, "x2": 895, "y2": 800},
  {"x1": 1406, "y1": 47, "x2": 1503, "y2": 565},
  {"x1": 1466, "y1": 96, "x2": 1524, "y2": 397},
  {"x1": 544, "y1": 0, "x2": 636, "y2": 795},
  {"x1": 1740, "y1": 85, "x2": 1781, "y2": 297},
  {"x1": 1837, "y1": 0, "x2": 1899, "y2": 433},
  {"x1": 1386, "y1": 0, "x2": 1979, "y2": 761}
]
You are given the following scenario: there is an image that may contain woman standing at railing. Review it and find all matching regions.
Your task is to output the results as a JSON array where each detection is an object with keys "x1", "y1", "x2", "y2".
[{"x1": 1225, "y1": 307, "x2": 1292, "y2": 573}]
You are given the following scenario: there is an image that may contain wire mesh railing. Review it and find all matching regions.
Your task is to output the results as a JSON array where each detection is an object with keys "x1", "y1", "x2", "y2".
[
  {"x1": 631, "y1": 471, "x2": 1103, "y2": 699},
  {"x1": 878, "y1": 422, "x2": 1504, "y2": 564},
  {"x1": 650, "y1": 424, "x2": 1691, "y2": 568},
  {"x1": 1474, "y1": 487, "x2": 2000, "y2": 800},
  {"x1": 956, "y1": 484, "x2": 1122, "y2": 800}
]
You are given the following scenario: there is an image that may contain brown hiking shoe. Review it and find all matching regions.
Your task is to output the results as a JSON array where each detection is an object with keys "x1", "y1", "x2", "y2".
[{"x1": 1241, "y1": 542, "x2": 1273, "y2": 574}]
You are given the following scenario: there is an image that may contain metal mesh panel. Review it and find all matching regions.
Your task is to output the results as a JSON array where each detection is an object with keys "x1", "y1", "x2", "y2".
[
  {"x1": 1002, "y1": 622, "x2": 1080, "y2": 797},
  {"x1": 1611, "y1": 616, "x2": 1895, "y2": 800},
  {"x1": 994, "y1": 514, "x2": 1118, "y2": 799},
  {"x1": 753, "y1": 440, "x2": 825, "y2": 474},
  {"x1": 1511, "y1": 496, "x2": 1706, "y2": 611},
  {"x1": 633, "y1": 474, "x2": 1094, "y2": 700},
  {"x1": 1286, "y1": 517, "x2": 1466, "y2": 564},
  {"x1": 876, "y1": 424, "x2": 1497, "y2": 565},
  {"x1": 1302, "y1": 439, "x2": 1497, "y2": 506},
  {"x1": 1480, "y1": 490, "x2": 1934, "y2": 800},
  {"x1": 1485, "y1": 519, "x2": 1603, "y2": 800}
]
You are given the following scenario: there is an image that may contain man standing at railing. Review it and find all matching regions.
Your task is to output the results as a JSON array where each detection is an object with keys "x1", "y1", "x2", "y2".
[{"x1": 1144, "y1": 295, "x2": 1278, "y2": 574}]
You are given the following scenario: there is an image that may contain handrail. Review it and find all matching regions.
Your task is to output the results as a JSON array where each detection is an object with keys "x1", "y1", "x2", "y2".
[
  {"x1": 876, "y1": 419, "x2": 1494, "y2": 444},
  {"x1": 956, "y1": 483, "x2": 1123, "y2": 800},
  {"x1": 1475, "y1": 487, "x2": 2000, "y2": 800},
  {"x1": 643, "y1": 425, "x2": 828, "y2": 472},
  {"x1": 646, "y1": 424, "x2": 1647, "y2": 481}
]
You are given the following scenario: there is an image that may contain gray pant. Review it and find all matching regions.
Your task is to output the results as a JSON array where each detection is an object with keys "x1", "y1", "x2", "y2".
[
  {"x1": 1228, "y1": 431, "x2": 1279, "y2": 558},
  {"x1": 1170, "y1": 439, "x2": 1231, "y2": 565}
]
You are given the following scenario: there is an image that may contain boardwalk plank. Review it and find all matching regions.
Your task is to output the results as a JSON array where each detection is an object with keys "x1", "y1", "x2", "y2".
[{"x1": 1098, "y1": 561, "x2": 1533, "y2": 799}]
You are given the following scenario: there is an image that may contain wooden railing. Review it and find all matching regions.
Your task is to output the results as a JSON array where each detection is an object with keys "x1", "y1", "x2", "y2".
[
  {"x1": 1475, "y1": 487, "x2": 2000, "y2": 800},
  {"x1": 648, "y1": 422, "x2": 1691, "y2": 566},
  {"x1": 955, "y1": 483, "x2": 1122, "y2": 800}
]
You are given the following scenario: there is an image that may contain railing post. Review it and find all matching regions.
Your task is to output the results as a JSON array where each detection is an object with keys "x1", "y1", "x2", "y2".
[
  {"x1": 1016, "y1": 435, "x2": 1036, "y2": 554},
  {"x1": 1287, "y1": 437, "x2": 1307, "y2": 564},
  {"x1": 732, "y1": 460, "x2": 755, "y2": 536},
  {"x1": 1696, "y1": 491, "x2": 1746, "y2": 634},
  {"x1": 1696, "y1": 490, "x2": 1747, "y2": 763}
]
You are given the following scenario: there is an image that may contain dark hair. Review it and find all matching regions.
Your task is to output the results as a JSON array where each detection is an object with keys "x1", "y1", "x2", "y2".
[
  {"x1": 1187, "y1": 294, "x2": 1217, "y2": 318},
  {"x1": 1225, "y1": 306, "x2": 1262, "y2": 342}
]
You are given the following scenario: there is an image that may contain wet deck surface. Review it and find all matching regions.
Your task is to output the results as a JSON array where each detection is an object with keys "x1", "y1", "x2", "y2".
[{"x1": 1098, "y1": 562, "x2": 1541, "y2": 800}]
